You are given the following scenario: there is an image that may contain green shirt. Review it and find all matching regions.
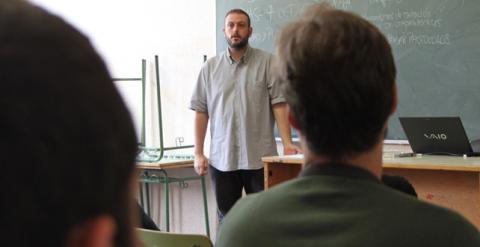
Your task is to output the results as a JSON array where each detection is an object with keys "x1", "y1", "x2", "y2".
[{"x1": 216, "y1": 163, "x2": 480, "y2": 247}]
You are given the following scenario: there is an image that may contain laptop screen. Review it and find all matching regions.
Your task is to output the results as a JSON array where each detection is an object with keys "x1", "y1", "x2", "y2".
[{"x1": 399, "y1": 117, "x2": 473, "y2": 155}]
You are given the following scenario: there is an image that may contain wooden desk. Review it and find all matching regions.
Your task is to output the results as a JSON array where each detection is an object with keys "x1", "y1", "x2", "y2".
[
  {"x1": 262, "y1": 154, "x2": 480, "y2": 229},
  {"x1": 137, "y1": 158, "x2": 196, "y2": 170},
  {"x1": 136, "y1": 159, "x2": 210, "y2": 237}
]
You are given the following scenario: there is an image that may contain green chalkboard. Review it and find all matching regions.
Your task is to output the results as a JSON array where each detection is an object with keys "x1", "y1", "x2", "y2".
[{"x1": 217, "y1": 0, "x2": 480, "y2": 140}]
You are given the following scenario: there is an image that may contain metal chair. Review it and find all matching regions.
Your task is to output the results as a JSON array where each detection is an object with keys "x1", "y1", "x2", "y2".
[
  {"x1": 113, "y1": 59, "x2": 151, "y2": 211},
  {"x1": 127, "y1": 56, "x2": 209, "y2": 236}
]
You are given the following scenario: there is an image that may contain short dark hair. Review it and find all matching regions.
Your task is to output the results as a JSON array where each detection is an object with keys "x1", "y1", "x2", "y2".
[
  {"x1": 276, "y1": 3, "x2": 396, "y2": 159},
  {"x1": 0, "y1": 1, "x2": 137, "y2": 246},
  {"x1": 225, "y1": 8, "x2": 251, "y2": 27}
]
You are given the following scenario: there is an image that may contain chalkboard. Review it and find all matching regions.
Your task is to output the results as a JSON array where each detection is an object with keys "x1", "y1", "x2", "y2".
[{"x1": 216, "y1": 0, "x2": 480, "y2": 140}]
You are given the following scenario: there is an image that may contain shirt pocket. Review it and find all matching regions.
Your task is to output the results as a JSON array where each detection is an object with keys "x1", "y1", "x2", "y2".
[{"x1": 251, "y1": 79, "x2": 267, "y2": 108}]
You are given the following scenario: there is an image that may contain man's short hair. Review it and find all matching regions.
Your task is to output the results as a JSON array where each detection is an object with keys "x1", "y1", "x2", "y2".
[
  {"x1": 225, "y1": 8, "x2": 251, "y2": 27},
  {"x1": 276, "y1": 3, "x2": 396, "y2": 159},
  {"x1": 0, "y1": 1, "x2": 137, "y2": 246}
]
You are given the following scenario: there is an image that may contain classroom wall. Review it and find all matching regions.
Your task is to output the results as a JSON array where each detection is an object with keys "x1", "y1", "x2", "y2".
[
  {"x1": 31, "y1": 0, "x2": 218, "y2": 237},
  {"x1": 31, "y1": 0, "x2": 216, "y2": 149}
]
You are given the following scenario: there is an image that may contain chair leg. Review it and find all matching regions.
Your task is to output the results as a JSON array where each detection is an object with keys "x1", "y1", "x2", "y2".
[
  {"x1": 159, "y1": 169, "x2": 170, "y2": 232},
  {"x1": 140, "y1": 171, "x2": 151, "y2": 216},
  {"x1": 145, "y1": 184, "x2": 151, "y2": 216},
  {"x1": 139, "y1": 182, "x2": 144, "y2": 209},
  {"x1": 201, "y1": 176, "x2": 210, "y2": 237}
]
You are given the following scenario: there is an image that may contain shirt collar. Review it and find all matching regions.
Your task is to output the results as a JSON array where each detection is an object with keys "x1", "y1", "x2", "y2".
[
  {"x1": 226, "y1": 45, "x2": 251, "y2": 64},
  {"x1": 300, "y1": 162, "x2": 381, "y2": 183}
]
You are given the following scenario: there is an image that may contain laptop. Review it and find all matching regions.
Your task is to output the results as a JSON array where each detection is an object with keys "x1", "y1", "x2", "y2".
[{"x1": 399, "y1": 117, "x2": 480, "y2": 156}]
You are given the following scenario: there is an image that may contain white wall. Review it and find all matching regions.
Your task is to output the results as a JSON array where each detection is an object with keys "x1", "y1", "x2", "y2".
[
  {"x1": 30, "y1": 0, "x2": 216, "y2": 149},
  {"x1": 30, "y1": 0, "x2": 217, "y2": 237}
]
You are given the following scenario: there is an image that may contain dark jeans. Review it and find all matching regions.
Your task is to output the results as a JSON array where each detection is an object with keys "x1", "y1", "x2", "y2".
[{"x1": 210, "y1": 165, "x2": 264, "y2": 223}]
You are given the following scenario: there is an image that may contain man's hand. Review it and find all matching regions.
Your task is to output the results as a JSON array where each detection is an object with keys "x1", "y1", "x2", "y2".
[
  {"x1": 283, "y1": 142, "x2": 302, "y2": 155},
  {"x1": 194, "y1": 153, "x2": 209, "y2": 175}
]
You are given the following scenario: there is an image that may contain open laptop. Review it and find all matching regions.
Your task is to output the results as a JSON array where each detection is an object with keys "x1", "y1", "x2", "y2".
[{"x1": 399, "y1": 117, "x2": 480, "y2": 156}]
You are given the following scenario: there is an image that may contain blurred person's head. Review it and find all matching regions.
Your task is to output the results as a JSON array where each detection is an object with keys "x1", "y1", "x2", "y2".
[
  {"x1": 276, "y1": 3, "x2": 396, "y2": 162},
  {"x1": 0, "y1": 1, "x2": 138, "y2": 246}
]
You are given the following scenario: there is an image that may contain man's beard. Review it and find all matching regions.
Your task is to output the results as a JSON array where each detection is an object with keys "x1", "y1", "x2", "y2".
[{"x1": 226, "y1": 36, "x2": 249, "y2": 49}]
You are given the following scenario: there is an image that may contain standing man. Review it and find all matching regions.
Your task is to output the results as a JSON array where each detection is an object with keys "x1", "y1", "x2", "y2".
[
  {"x1": 190, "y1": 9, "x2": 300, "y2": 222},
  {"x1": 215, "y1": 3, "x2": 480, "y2": 247}
]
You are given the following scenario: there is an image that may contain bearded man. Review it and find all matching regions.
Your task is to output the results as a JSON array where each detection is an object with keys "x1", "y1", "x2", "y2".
[{"x1": 190, "y1": 9, "x2": 300, "y2": 224}]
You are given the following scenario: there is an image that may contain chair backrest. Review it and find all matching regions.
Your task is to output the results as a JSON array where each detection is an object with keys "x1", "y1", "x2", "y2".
[
  {"x1": 112, "y1": 59, "x2": 147, "y2": 147},
  {"x1": 137, "y1": 228, "x2": 213, "y2": 247},
  {"x1": 128, "y1": 56, "x2": 194, "y2": 163}
]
